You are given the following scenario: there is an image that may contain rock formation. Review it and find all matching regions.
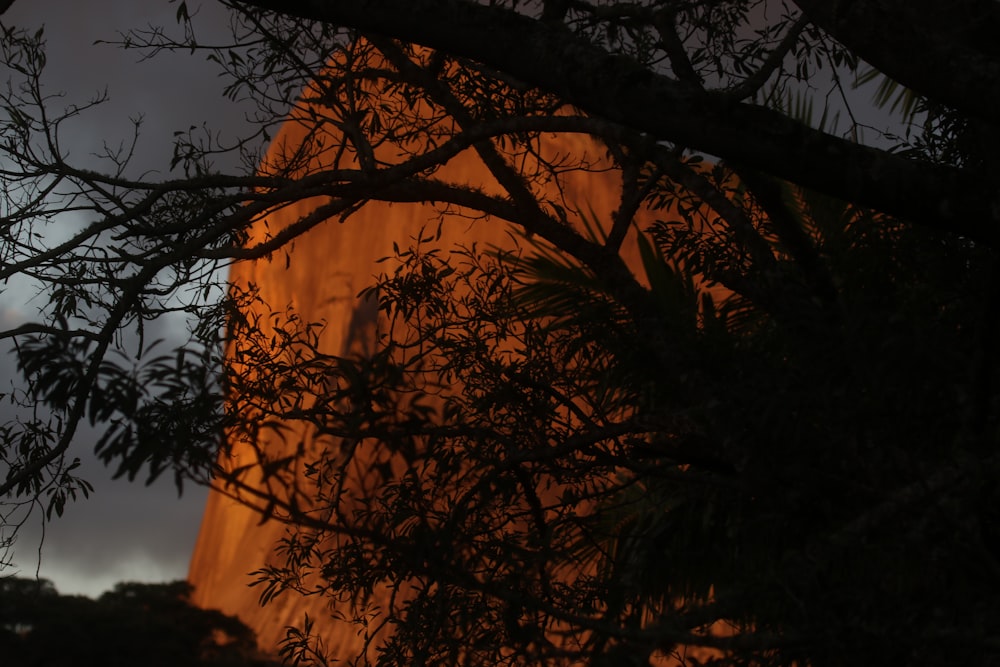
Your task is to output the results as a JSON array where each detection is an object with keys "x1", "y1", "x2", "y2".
[
  {"x1": 186, "y1": 129, "x2": 644, "y2": 656},
  {"x1": 186, "y1": 46, "x2": 724, "y2": 662}
]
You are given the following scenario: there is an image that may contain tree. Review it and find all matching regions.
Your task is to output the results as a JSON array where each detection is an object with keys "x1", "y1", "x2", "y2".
[
  {"x1": 0, "y1": 577, "x2": 276, "y2": 665},
  {"x1": 1, "y1": 1, "x2": 999, "y2": 665}
]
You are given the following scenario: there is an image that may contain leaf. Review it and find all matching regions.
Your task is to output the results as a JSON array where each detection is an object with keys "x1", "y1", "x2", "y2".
[{"x1": 635, "y1": 227, "x2": 674, "y2": 305}]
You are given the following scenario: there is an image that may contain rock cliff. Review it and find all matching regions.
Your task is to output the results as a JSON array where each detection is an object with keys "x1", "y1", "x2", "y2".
[{"x1": 186, "y1": 113, "x2": 641, "y2": 656}]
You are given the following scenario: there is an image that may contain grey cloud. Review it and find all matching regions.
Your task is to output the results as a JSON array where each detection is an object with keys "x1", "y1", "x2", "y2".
[{"x1": 2, "y1": 0, "x2": 248, "y2": 596}]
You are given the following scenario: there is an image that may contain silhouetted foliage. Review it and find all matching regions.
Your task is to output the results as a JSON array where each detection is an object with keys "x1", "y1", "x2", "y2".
[
  {"x1": 1, "y1": 1, "x2": 999, "y2": 665},
  {"x1": 0, "y1": 577, "x2": 275, "y2": 666}
]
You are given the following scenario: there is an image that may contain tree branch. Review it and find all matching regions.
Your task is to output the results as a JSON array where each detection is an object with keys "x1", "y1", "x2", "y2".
[
  {"x1": 231, "y1": 0, "x2": 1000, "y2": 245},
  {"x1": 793, "y1": 0, "x2": 1000, "y2": 124}
]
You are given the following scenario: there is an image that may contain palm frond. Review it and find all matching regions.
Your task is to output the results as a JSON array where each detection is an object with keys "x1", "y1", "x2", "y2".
[{"x1": 855, "y1": 66, "x2": 921, "y2": 125}]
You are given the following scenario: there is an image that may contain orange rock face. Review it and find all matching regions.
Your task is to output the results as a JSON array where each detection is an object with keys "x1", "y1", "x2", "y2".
[
  {"x1": 186, "y1": 46, "x2": 727, "y2": 662},
  {"x1": 187, "y1": 136, "x2": 639, "y2": 655}
]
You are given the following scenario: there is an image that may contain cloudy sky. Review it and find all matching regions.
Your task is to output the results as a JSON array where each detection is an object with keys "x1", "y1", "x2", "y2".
[{"x1": 1, "y1": 0, "x2": 253, "y2": 598}]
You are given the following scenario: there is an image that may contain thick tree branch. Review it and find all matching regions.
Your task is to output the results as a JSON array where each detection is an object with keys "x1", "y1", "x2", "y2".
[
  {"x1": 793, "y1": 0, "x2": 1000, "y2": 124},
  {"x1": 232, "y1": 0, "x2": 1000, "y2": 245}
]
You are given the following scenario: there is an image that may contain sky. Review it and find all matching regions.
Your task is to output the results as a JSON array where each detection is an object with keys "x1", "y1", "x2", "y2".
[{"x1": 0, "y1": 0, "x2": 253, "y2": 598}]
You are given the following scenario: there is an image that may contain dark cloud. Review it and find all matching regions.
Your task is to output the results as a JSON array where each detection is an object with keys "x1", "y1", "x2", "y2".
[
  {"x1": 1, "y1": 1, "x2": 249, "y2": 597},
  {"x1": 7, "y1": 0, "x2": 249, "y2": 168}
]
